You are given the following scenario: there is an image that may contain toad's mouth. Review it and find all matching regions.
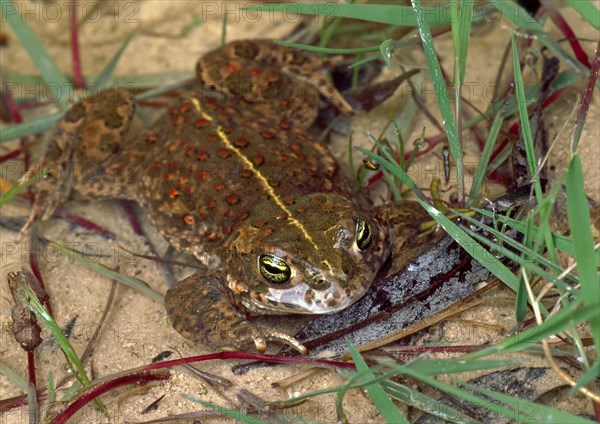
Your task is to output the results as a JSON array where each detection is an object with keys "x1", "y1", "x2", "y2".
[{"x1": 245, "y1": 277, "x2": 371, "y2": 314}]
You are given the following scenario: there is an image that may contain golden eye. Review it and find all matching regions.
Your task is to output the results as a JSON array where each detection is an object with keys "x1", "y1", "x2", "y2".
[
  {"x1": 355, "y1": 217, "x2": 372, "y2": 251},
  {"x1": 258, "y1": 254, "x2": 291, "y2": 284}
]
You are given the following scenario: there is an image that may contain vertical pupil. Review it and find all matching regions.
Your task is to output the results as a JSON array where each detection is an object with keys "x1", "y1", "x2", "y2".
[{"x1": 356, "y1": 217, "x2": 372, "y2": 250}]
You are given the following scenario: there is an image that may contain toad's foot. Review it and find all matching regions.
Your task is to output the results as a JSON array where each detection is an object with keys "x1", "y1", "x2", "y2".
[
  {"x1": 196, "y1": 39, "x2": 354, "y2": 130},
  {"x1": 19, "y1": 89, "x2": 135, "y2": 240},
  {"x1": 374, "y1": 201, "x2": 442, "y2": 276},
  {"x1": 165, "y1": 273, "x2": 308, "y2": 355}
]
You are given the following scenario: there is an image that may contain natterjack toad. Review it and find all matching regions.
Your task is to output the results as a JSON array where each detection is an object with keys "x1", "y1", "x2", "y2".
[{"x1": 22, "y1": 40, "x2": 425, "y2": 354}]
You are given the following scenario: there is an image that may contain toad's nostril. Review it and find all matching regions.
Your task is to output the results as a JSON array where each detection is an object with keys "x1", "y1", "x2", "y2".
[{"x1": 309, "y1": 277, "x2": 330, "y2": 291}]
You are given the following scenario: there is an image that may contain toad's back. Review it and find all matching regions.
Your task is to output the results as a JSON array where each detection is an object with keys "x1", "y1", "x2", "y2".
[{"x1": 127, "y1": 94, "x2": 351, "y2": 260}]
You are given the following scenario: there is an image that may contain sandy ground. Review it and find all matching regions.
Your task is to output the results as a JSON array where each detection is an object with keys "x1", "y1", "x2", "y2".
[{"x1": 1, "y1": 1, "x2": 598, "y2": 423}]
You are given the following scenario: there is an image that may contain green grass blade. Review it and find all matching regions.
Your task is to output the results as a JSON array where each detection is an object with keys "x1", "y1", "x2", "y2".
[
  {"x1": 457, "y1": 379, "x2": 596, "y2": 424},
  {"x1": 514, "y1": 270, "x2": 528, "y2": 322},
  {"x1": 412, "y1": 0, "x2": 464, "y2": 201},
  {"x1": 407, "y1": 359, "x2": 519, "y2": 376},
  {"x1": 565, "y1": 155, "x2": 600, "y2": 361},
  {"x1": 132, "y1": 78, "x2": 193, "y2": 102},
  {"x1": 573, "y1": 361, "x2": 600, "y2": 391},
  {"x1": 4, "y1": 71, "x2": 193, "y2": 101},
  {"x1": 459, "y1": 223, "x2": 574, "y2": 296},
  {"x1": 511, "y1": 36, "x2": 544, "y2": 203},
  {"x1": 516, "y1": 211, "x2": 535, "y2": 322},
  {"x1": 348, "y1": 132, "x2": 359, "y2": 187},
  {"x1": 402, "y1": 370, "x2": 531, "y2": 423},
  {"x1": 565, "y1": 0, "x2": 600, "y2": 30},
  {"x1": 0, "y1": 170, "x2": 45, "y2": 206},
  {"x1": 18, "y1": 285, "x2": 90, "y2": 385},
  {"x1": 0, "y1": 111, "x2": 64, "y2": 144},
  {"x1": 381, "y1": 381, "x2": 480, "y2": 424},
  {"x1": 347, "y1": 343, "x2": 407, "y2": 423},
  {"x1": 48, "y1": 241, "x2": 164, "y2": 304},
  {"x1": 48, "y1": 371, "x2": 56, "y2": 406},
  {"x1": 473, "y1": 208, "x2": 599, "y2": 264},
  {"x1": 275, "y1": 40, "x2": 380, "y2": 55},
  {"x1": 27, "y1": 382, "x2": 38, "y2": 423},
  {"x1": 464, "y1": 299, "x2": 598, "y2": 359},
  {"x1": 457, "y1": 213, "x2": 578, "y2": 286},
  {"x1": 0, "y1": 361, "x2": 29, "y2": 391},
  {"x1": 510, "y1": 35, "x2": 559, "y2": 276},
  {"x1": 531, "y1": 186, "x2": 561, "y2": 259},
  {"x1": 92, "y1": 29, "x2": 139, "y2": 91},
  {"x1": 318, "y1": 5, "x2": 343, "y2": 49},
  {"x1": 17, "y1": 283, "x2": 105, "y2": 412},
  {"x1": 457, "y1": 0, "x2": 473, "y2": 84},
  {"x1": 450, "y1": 0, "x2": 473, "y2": 86},
  {"x1": 467, "y1": 109, "x2": 504, "y2": 205},
  {"x1": 1, "y1": 0, "x2": 70, "y2": 107},
  {"x1": 246, "y1": 3, "x2": 452, "y2": 27},
  {"x1": 62, "y1": 380, "x2": 82, "y2": 401}
]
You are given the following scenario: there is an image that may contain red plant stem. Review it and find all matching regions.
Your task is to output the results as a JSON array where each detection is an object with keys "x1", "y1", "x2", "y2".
[
  {"x1": 571, "y1": 39, "x2": 600, "y2": 151},
  {"x1": 471, "y1": 124, "x2": 487, "y2": 151},
  {"x1": 118, "y1": 201, "x2": 145, "y2": 235},
  {"x1": 47, "y1": 352, "x2": 354, "y2": 423},
  {"x1": 49, "y1": 371, "x2": 170, "y2": 424},
  {"x1": 69, "y1": 0, "x2": 84, "y2": 89},
  {"x1": 26, "y1": 351, "x2": 36, "y2": 390},
  {"x1": 10, "y1": 101, "x2": 51, "y2": 110},
  {"x1": 2, "y1": 352, "x2": 352, "y2": 414},
  {"x1": 58, "y1": 211, "x2": 117, "y2": 239},
  {"x1": 2, "y1": 84, "x2": 31, "y2": 192},
  {"x1": 540, "y1": 87, "x2": 566, "y2": 109},
  {"x1": 3, "y1": 88, "x2": 23, "y2": 125},
  {"x1": 540, "y1": 0, "x2": 592, "y2": 69},
  {"x1": 593, "y1": 399, "x2": 600, "y2": 423},
  {"x1": 0, "y1": 147, "x2": 22, "y2": 164},
  {"x1": 142, "y1": 351, "x2": 356, "y2": 372},
  {"x1": 0, "y1": 391, "x2": 46, "y2": 413}
]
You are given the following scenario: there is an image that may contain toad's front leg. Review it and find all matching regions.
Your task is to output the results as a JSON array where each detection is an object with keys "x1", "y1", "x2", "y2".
[
  {"x1": 19, "y1": 88, "x2": 136, "y2": 239},
  {"x1": 165, "y1": 273, "x2": 308, "y2": 355}
]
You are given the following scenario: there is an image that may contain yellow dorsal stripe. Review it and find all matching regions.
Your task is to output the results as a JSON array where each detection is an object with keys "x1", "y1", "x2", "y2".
[{"x1": 190, "y1": 97, "x2": 319, "y2": 251}]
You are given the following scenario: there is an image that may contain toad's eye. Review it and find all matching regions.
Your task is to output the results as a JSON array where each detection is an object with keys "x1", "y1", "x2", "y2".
[
  {"x1": 258, "y1": 254, "x2": 291, "y2": 284},
  {"x1": 355, "y1": 217, "x2": 372, "y2": 251}
]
